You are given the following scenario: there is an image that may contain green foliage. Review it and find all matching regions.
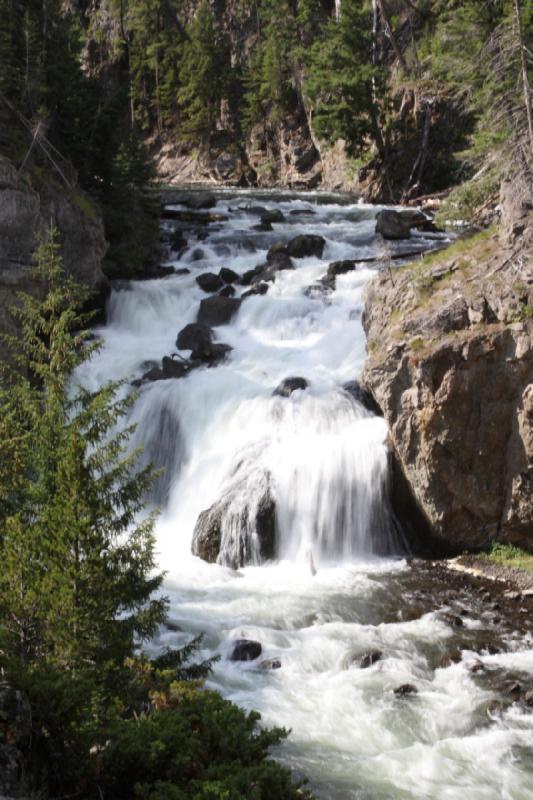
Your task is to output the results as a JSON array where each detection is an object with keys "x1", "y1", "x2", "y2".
[
  {"x1": 0, "y1": 229, "x2": 167, "y2": 668},
  {"x1": 177, "y1": 0, "x2": 229, "y2": 140},
  {"x1": 436, "y1": 169, "x2": 501, "y2": 225},
  {"x1": 486, "y1": 542, "x2": 533, "y2": 572},
  {"x1": 305, "y1": 0, "x2": 384, "y2": 155}
]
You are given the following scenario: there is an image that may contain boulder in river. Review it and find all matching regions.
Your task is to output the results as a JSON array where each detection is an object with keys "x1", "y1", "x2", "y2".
[
  {"x1": 142, "y1": 356, "x2": 191, "y2": 382},
  {"x1": 394, "y1": 684, "x2": 418, "y2": 696},
  {"x1": 230, "y1": 639, "x2": 262, "y2": 661},
  {"x1": 219, "y1": 285, "x2": 236, "y2": 297},
  {"x1": 219, "y1": 267, "x2": 240, "y2": 284},
  {"x1": 261, "y1": 209, "x2": 285, "y2": 224},
  {"x1": 266, "y1": 251, "x2": 294, "y2": 271},
  {"x1": 198, "y1": 295, "x2": 242, "y2": 326},
  {"x1": 169, "y1": 229, "x2": 187, "y2": 253},
  {"x1": 242, "y1": 282, "x2": 269, "y2": 299},
  {"x1": 359, "y1": 650, "x2": 382, "y2": 669},
  {"x1": 192, "y1": 462, "x2": 276, "y2": 567},
  {"x1": 286, "y1": 234, "x2": 325, "y2": 258},
  {"x1": 274, "y1": 377, "x2": 309, "y2": 397},
  {"x1": 191, "y1": 342, "x2": 232, "y2": 366},
  {"x1": 267, "y1": 241, "x2": 289, "y2": 261},
  {"x1": 253, "y1": 222, "x2": 273, "y2": 232},
  {"x1": 258, "y1": 657, "x2": 282, "y2": 670},
  {"x1": 183, "y1": 193, "x2": 217, "y2": 210},
  {"x1": 240, "y1": 265, "x2": 266, "y2": 286},
  {"x1": 176, "y1": 322, "x2": 213, "y2": 351},
  {"x1": 327, "y1": 260, "x2": 357, "y2": 278},
  {"x1": 196, "y1": 272, "x2": 224, "y2": 293},
  {"x1": 375, "y1": 210, "x2": 412, "y2": 240}
]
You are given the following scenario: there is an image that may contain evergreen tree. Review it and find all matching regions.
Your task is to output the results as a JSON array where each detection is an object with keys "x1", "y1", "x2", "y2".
[
  {"x1": 305, "y1": 0, "x2": 384, "y2": 155},
  {"x1": 177, "y1": 0, "x2": 229, "y2": 140},
  {"x1": 0, "y1": 229, "x2": 167, "y2": 669}
]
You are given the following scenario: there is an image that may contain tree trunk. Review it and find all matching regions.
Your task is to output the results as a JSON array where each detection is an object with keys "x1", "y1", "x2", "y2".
[{"x1": 513, "y1": 0, "x2": 533, "y2": 155}]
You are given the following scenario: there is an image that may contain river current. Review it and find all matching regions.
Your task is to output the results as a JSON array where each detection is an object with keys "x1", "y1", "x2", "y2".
[{"x1": 77, "y1": 190, "x2": 533, "y2": 799}]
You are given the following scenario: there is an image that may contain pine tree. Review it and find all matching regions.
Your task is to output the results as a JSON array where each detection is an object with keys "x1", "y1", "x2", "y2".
[
  {"x1": 305, "y1": 0, "x2": 384, "y2": 155},
  {"x1": 0, "y1": 229, "x2": 167, "y2": 669},
  {"x1": 177, "y1": 0, "x2": 228, "y2": 140}
]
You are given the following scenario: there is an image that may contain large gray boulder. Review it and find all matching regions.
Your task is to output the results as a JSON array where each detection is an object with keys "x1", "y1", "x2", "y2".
[
  {"x1": 286, "y1": 234, "x2": 325, "y2": 258},
  {"x1": 375, "y1": 210, "x2": 412, "y2": 240},
  {"x1": 197, "y1": 295, "x2": 242, "y2": 326},
  {"x1": 192, "y1": 461, "x2": 276, "y2": 568}
]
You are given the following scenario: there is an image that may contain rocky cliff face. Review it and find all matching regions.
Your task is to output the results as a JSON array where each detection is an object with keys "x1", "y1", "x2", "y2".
[
  {"x1": 362, "y1": 175, "x2": 533, "y2": 552},
  {"x1": 0, "y1": 156, "x2": 108, "y2": 342}
]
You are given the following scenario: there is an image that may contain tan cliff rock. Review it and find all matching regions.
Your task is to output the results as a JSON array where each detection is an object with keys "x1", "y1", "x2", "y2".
[{"x1": 362, "y1": 174, "x2": 533, "y2": 552}]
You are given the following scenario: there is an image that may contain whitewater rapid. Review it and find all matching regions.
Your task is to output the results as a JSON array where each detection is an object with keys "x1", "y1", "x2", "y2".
[{"x1": 77, "y1": 190, "x2": 533, "y2": 799}]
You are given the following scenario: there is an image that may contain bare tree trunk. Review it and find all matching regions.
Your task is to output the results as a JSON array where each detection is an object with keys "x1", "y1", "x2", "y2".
[
  {"x1": 513, "y1": 0, "x2": 533, "y2": 155},
  {"x1": 376, "y1": 0, "x2": 409, "y2": 74}
]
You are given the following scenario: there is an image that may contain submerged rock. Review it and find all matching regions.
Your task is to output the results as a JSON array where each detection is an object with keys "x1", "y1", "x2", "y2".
[
  {"x1": 230, "y1": 639, "x2": 262, "y2": 661},
  {"x1": 242, "y1": 282, "x2": 269, "y2": 298},
  {"x1": 274, "y1": 377, "x2": 309, "y2": 397},
  {"x1": 286, "y1": 234, "x2": 325, "y2": 258},
  {"x1": 198, "y1": 296, "x2": 242, "y2": 326},
  {"x1": 191, "y1": 342, "x2": 232, "y2": 366},
  {"x1": 258, "y1": 657, "x2": 282, "y2": 670},
  {"x1": 342, "y1": 381, "x2": 382, "y2": 416},
  {"x1": 358, "y1": 651, "x2": 382, "y2": 669},
  {"x1": 394, "y1": 684, "x2": 418, "y2": 696}
]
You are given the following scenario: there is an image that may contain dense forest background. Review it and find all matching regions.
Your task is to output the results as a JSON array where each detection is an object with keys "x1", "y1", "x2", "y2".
[{"x1": 0, "y1": 0, "x2": 532, "y2": 277}]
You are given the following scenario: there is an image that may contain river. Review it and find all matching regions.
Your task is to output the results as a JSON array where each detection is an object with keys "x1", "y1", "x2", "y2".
[{"x1": 76, "y1": 189, "x2": 533, "y2": 799}]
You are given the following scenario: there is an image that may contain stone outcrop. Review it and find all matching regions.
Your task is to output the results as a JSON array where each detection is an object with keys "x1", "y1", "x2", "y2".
[
  {"x1": 362, "y1": 175, "x2": 533, "y2": 553},
  {"x1": 0, "y1": 156, "x2": 107, "y2": 347}
]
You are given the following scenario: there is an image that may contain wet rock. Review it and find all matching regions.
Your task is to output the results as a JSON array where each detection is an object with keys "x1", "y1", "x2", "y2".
[
  {"x1": 183, "y1": 193, "x2": 217, "y2": 210},
  {"x1": 253, "y1": 222, "x2": 272, "y2": 232},
  {"x1": 169, "y1": 229, "x2": 187, "y2": 253},
  {"x1": 191, "y1": 342, "x2": 232, "y2": 366},
  {"x1": 465, "y1": 659, "x2": 484, "y2": 673},
  {"x1": 273, "y1": 377, "x2": 309, "y2": 397},
  {"x1": 191, "y1": 247, "x2": 205, "y2": 261},
  {"x1": 219, "y1": 285, "x2": 236, "y2": 297},
  {"x1": 230, "y1": 639, "x2": 262, "y2": 662},
  {"x1": 286, "y1": 234, "x2": 325, "y2": 258},
  {"x1": 165, "y1": 620, "x2": 182, "y2": 633},
  {"x1": 394, "y1": 684, "x2": 418, "y2": 696},
  {"x1": 242, "y1": 282, "x2": 269, "y2": 299},
  {"x1": 506, "y1": 681, "x2": 522, "y2": 699},
  {"x1": 198, "y1": 296, "x2": 242, "y2": 326},
  {"x1": 438, "y1": 612, "x2": 464, "y2": 628},
  {"x1": 161, "y1": 209, "x2": 228, "y2": 224},
  {"x1": 219, "y1": 267, "x2": 239, "y2": 284},
  {"x1": 161, "y1": 356, "x2": 190, "y2": 379},
  {"x1": 375, "y1": 210, "x2": 412, "y2": 240},
  {"x1": 196, "y1": 272, "x2": 224, "y2": 293},
  {"x1": 342, "y1": 381, "x2": 383, "y2": 416},
  {"x1": 266, "y1": 251, "x2": 293, "y2": 271},
  {"x1": 267, "y1": 242, "x2": 289, "y2": 261},
  {"x1": 524, "y1": 690, "x2": 533, "y2": 706},
  {"x1": 359, "y1": 650, "x2": 382, "y2": 669},
  {"x1": 176, "y1": 322, "x2": 213, "y2": 351},
  {"x1": 240, "y1": 265, "x2": 266, "y2": 286},
  {"x1": 175, "y1": 267, "x2": 191, "y2": 275},
  {"x1": 191, "y1": 469, "x2": 276, "y2": 568},
  {"x1": 261, "y1": 209, "x2": 285, "y2": 224},
  {"x1": 327, "y1": 260, "x2": 357, "y2": 279},
  {"x1": 487, "y1": 700, "x2": 506, "y2": 718},
  {"x1": 289, "y1": 208, "x2": 315, "y2": 216},
  {"x1": 258, "y1": 658, "x2": 282, "y2": 670}
]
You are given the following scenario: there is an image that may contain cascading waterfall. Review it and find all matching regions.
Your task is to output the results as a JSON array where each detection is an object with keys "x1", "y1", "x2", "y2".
[{"x1": 76, "y1": 190, "x2": 533, "y2": 800}]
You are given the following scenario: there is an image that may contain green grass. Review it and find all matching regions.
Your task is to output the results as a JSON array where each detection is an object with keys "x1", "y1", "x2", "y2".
[{"x1": 485, "y1": 542, "x2": 533, "y2": 572}]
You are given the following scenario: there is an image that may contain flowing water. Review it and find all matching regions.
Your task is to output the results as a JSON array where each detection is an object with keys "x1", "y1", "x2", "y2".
[{"x1": 77, "y1": 190, "x2": 533, "y2": 799}]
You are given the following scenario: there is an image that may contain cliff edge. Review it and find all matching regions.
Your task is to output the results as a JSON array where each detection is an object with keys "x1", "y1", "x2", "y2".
[{"x1": 362, "y1": 174, "x2": 533, "y2": 552}]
